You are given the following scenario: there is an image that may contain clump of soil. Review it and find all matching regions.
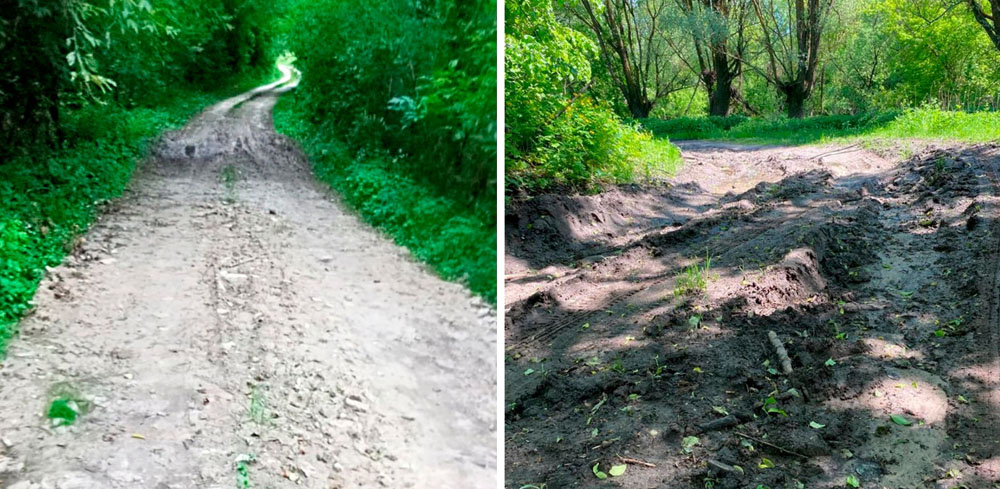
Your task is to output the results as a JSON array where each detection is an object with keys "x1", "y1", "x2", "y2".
[{"x1": 505, "y1": 142, "x2": 1000, "y2": 489}]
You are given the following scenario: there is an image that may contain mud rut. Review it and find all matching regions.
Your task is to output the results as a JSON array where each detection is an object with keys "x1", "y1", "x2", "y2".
[
  {"x1": 505, "y1": 142, "x2": 1000, "y2": 488},
  {"x1": 0, "y1": 73, "x2": 496, "y2": 488}
]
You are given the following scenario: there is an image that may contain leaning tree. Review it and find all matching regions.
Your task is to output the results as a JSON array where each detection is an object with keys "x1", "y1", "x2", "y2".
[{"x1": 965, "y1": 0, "x2": 1000, "y2": 51}]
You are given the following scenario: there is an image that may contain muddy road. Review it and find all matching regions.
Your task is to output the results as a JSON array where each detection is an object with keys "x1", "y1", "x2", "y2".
[
  {"x1": 505, "y1": 141, "x2": 1000, "y2": 488},
  {"x1": 0, "y1": 71, "x2": 496, "y2": 488}
]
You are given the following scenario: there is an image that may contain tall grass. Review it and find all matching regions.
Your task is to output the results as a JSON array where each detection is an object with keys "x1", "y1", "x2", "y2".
[
  {"x1": 872, "y1": 106, "x2": 1000, "y2": 141},
  {"x1": 642, "y1": 107, "x2": 1000, "y2": 145}
]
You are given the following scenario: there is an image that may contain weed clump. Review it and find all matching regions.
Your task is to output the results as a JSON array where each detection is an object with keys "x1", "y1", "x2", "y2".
[{"x1": 674, "y1": 256, "x2": 712, "y2": 297}]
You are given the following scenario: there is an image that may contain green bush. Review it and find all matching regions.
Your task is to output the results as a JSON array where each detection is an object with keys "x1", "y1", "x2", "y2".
[
  {"x1": 505, "y1": 0, "x2": 681, "y2": 189},
  {"x1": 274, "y1": 96, "x2": 496, "y2": 303},
  {"x1": 285, "y1": 0, "x2": 495, "y2": 201},
  {"x1": 508, "y1": 98, "x2": 681, "y2": 188},
  {"x1": 0, "y1": 219, "x2": 33, "y2": 328},
  {"x1": 277, "y1": 0, "x2": 497, "y2": 303}
]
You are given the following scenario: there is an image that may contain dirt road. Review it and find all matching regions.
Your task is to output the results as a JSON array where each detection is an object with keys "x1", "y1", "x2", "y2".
[
  {"x1": 505, "y1": 141, "x2": 1000, "y2": 488},
  {"x1": 0, "y1": 71, "x2": 496, "y2": 488}
]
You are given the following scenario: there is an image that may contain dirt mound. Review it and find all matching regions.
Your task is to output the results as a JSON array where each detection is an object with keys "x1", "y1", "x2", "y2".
[{"x1": 505, "y1": 183, "x2": 711, "y2": 274}]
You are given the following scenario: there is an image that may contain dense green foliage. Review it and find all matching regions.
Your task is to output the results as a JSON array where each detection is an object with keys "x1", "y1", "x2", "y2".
[
  {"x1": 275, "y1": 0, "x2": 497, "y2": 302},
  {"x1": 1, "y1": 0, "x2": 279, "y2": 154},
  {"x1": 505, "y1": 0, "x2": 682, "y2": 189},
  {"x1": 508, "y1": 0, "x2": 1000, "y2": 176},
  {"x1": 274, "y1": 102, "x2": 496, "y2": 303},
  {"x1": 1, "y1": 0, "x2": 281, "y2": 350}
]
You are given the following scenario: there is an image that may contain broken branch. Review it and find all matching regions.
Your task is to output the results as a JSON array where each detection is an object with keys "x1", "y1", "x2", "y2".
[{"x1": 768, "y1": 330, "x2": 793, "y2": 374}]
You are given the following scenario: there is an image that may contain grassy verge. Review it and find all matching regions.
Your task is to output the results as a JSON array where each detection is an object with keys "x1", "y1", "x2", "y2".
[
  {"x1": 506, "y1": 131, "x2": 684, "y2": 193},
  {"x1": 272, "y1": 92, "x2": 497, "y2": 305},
  {"x1": 642, "y1": 107, "x2": 1000, "y2": 145},
  {"x1": 0, "y1": 67, "x2": 279, "y2": 354}
]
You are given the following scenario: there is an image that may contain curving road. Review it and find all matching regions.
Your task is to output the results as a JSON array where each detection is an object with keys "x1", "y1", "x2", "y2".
[{"x1": 0, "y1": 71, "x2": 496, "y2": 488}]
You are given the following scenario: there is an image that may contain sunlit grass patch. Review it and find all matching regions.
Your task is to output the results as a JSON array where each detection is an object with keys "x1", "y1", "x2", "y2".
[
  {"x1": 642, "y1": 107, "x2": 1000, "y2": 146},
  {"x1": 673, "y1": 255, "x2": 712, "y2": 297}
]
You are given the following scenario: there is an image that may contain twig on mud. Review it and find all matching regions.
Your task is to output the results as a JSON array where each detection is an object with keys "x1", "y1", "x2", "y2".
[
  {"x1": 696, "y1": 416, "x2": 738, "y2": 434},
  {"x1": 734, "y1": 432, "x2": 808, "y2": 459},
  {"x1": 617, "y1": 455, "x2": 656, "y2": 468},
  {"x1": 591, "y1": 437, "x2": 620, "y2": 450},
  {"x1": 768, "y1": 330, "x2": 793, "y2": 374},
  {"x1": 707, "y1": 459, "x2": 742, "y2": 475}
]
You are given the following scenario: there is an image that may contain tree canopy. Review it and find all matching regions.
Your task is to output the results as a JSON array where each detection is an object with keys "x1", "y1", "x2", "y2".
[{"x1": 0, "y1": 0, "x2": 278, "y2": 156}]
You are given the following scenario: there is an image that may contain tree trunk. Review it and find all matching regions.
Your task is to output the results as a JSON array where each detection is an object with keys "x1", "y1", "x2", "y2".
[
  {"x1": 784, "y1": 86, "x2": 807, "y2": 118},
  {"x1": 627, "y1": 97, "x2": 653, "y2": 119},
  {"x1": 708, "y1": 83, "x2": 731, "y2": 116},
  {"x1": 966, "y1": 0, "x2": 1000, "y2": 53},
  {"x1": 708, "y1": 49, "x2": 734, "y2": 116}
]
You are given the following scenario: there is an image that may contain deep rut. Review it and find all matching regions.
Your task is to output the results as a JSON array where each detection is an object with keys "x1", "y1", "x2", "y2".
[{"x1": 0, "y1": 71, "x2": 496, "y2": 488}]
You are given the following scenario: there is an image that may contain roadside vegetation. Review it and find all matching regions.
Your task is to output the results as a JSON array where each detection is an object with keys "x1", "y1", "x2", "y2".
[
  {"x1": 0, "y1": 1, "x2": 285, "y2": 352},
  {"x1": 644, "y1": 106, "x2": 1000, "y2": 145},
  {"x1": 506, "y1": 0, "x2": 682, "y2": 190},
  {"x1": 273, "y1": 0, "x2": 497, "y2": 303},
  {"x1": 505, "y1": 0, "x2": 1000, "y2": 189}
]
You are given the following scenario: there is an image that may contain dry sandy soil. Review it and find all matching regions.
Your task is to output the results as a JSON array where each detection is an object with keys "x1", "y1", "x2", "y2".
[
  {"x1": 505, "y1": 141, "x2": 1000, "y2": 489},
  {"x1": 0, "y1": 69, "x2": 496, "y2": 488}
]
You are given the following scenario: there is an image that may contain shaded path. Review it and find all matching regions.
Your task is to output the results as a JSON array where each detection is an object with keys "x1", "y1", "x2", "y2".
[{"x1": 0, "y1": 72, "x2": 496, "y2": 488}]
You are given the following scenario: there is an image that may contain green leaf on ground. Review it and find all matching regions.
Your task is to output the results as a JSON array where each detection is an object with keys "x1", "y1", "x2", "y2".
[
  {"x1": 681, "y1": 436, "x2": 699, "y2": 453},
  {"x1": 809, "y1": 421, "x2": 826, "y2": 429},
  {"x1": 608, "y1": 464, "x2": 626, "y2": 477},
  {"x1": 592, "y1": 463, "x2": 607, "y2": 479},
  {"x1": 48, "y1": 399, "x2": 80, "y2": 426},
  {"x1": 890, "y1": 414, "x2": 913, "y2": 426}
]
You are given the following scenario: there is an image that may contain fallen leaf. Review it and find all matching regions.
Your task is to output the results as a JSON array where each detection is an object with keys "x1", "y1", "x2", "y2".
[
  {"x1": 681, "y1": 436, "x2": 699, "y2": 453},
  {"x1": 890, "y1": 414, "x2": 913, "y2": 426}
]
